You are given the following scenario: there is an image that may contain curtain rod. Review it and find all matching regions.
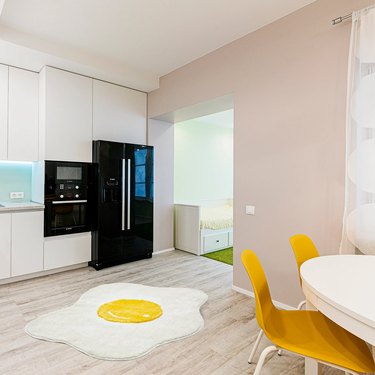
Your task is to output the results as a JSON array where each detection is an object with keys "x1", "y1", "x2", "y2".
[{"x1": 332, "y1": 13, "x2": 352, "y2": 25}]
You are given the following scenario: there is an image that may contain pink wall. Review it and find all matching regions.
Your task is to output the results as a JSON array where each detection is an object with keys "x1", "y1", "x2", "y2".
[
  {"x1": 149, "y1": 0, "x2": 373, "y2": 306},
  {"x1": 148, "y1": 119, "x2": 174, "y2": 253}
]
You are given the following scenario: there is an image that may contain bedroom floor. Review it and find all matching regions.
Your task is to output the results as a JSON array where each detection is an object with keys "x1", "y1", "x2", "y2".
[
  {"x1": 0, "y1": 250, "x2": 341, "y2": 375},
  {"x1": 202, "y1": 247, "x2": 233, "y2": 265}
]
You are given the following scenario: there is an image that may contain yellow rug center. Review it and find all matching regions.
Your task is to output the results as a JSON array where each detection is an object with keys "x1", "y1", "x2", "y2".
[{"x1": 97, "y1": 299, "x2": 163, "y2": 323}]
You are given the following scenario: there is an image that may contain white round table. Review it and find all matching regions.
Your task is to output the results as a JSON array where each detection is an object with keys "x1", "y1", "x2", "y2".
[{"x1": 300, "y1": 255, "x2": 375, "y2": 375}]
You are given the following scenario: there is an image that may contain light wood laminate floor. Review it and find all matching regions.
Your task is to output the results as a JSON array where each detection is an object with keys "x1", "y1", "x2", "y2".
[{"x1": 0, "y1": 250, "x2": 341, "y2": 375}]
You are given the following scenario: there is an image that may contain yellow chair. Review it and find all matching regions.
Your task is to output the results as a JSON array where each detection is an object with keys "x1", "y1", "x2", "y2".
[
  {"x1": 247, "y1": 234, "x2": 319, "y2": 364},
  {"x1": 289, "y1": 234, "x2": 319, "y2": 286},
  {"x1": 241, "y1": 249, "x2": 375, "y2": 375},
  {"x1": 289, "y1": 233, "x2": 320, "y2": 310}
]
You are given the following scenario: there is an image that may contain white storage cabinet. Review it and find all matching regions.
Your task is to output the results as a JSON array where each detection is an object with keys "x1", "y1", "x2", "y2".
[
  {"x1": 93, "y1": 79, "x2": 147, "y2": 144},
  {"x1": 0, "y1": 65, "x2": 8, "y2": 160},
  {"x1": 40, "y1": 67, "x2": 93, "y2": 162},
  {"x1": 0, "y1": 211, "x2": 44, "y2": 279},
  {"x1": 11, "y1": 211, "x2": 44, "y2": 277},
  {"x1": 44, "y1": 232, "x2": 91, "y2": 271},
  {"x1": 8, "y1": 67, "x2": 39, "y2": 161},
  {"x1": 0, "y1": 65, "x2": 39, "y2": 161},
  {"x1": 0, "y1": 213, "x2": 11, "y2": 279}
]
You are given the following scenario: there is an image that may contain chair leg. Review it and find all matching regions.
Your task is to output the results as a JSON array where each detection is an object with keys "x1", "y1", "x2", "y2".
[
  {"x1": 248, "y1": 329, "x2": 264, "y2": 364},
  {"x1": 253, "y1": 345, "x2": 278, "y2": 375}
]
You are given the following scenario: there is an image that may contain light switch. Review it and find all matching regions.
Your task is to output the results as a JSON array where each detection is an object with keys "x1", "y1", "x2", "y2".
[{"x1": 245, "y1": 205, "x2": 255, "y2": 215}]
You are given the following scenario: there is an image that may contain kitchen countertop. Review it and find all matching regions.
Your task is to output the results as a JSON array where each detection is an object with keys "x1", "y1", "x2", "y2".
[{"x1": 0, "y1": 201, "x2": 45, "y2": 212}]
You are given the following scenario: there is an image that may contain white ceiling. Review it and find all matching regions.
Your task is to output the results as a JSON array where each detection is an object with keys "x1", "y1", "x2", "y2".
[{"x1": 0, "y1": 0, "x2": 316, "y2": 91}]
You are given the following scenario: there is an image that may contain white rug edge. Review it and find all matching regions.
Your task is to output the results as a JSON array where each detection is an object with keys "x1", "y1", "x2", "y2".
[
  {"x1": 24, "y1": 293, "x2": 208, "y2": 361},
  {"x1": 25, "y1": 319, "x2": 205, "y2": 361}
]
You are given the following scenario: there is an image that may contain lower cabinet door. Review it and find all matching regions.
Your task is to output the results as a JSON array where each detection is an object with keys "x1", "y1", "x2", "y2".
[
  {"x1": 44, "y1": 232, "x2": 91, "y2": 270},
  {"x1": 0, "y1": 213, "x2": 11, "y2": 279},
  {"x1": 11, "y1": 211, "x2": 44, "y2": 277}
]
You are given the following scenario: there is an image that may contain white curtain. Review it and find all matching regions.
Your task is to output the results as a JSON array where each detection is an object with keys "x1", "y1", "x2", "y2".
[{"x1": 340, "y1": 6, "x2": 375, "y2": 255}]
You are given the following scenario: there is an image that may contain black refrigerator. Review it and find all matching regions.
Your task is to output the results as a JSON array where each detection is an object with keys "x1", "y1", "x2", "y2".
[{"x1": 90, "y1": 140, "x2": 154, "y2": 270}]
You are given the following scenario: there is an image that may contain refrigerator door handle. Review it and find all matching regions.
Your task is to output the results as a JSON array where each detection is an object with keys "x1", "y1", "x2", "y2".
[
  {"x1": 121, "y1": 158, "x2": 126, "y2": 231},
  {"x1": 127, "y1": 158, "x2": 131, "y2": 230}
]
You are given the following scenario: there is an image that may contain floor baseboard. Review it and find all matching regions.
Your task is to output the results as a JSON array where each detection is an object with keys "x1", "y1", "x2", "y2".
[
  {"x1": 232, "y1": 284, "x2": 295, "y2": 310},
  {"x1": 153, "y1": 248, "x2": 175, "y2": 255}
]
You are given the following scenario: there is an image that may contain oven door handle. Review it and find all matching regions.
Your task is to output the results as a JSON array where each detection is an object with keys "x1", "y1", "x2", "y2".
[{"x1": 52, "y1": 200, "x2": 88, "y2": 204}]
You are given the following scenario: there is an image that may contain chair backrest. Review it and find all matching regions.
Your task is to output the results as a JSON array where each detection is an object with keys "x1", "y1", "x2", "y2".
[
  {"x1": 289, "y1": 234, "x2": 319, "y2": 286},
  {"x1": 241, "y1": 250, "x2": 276, "y2": 332}
]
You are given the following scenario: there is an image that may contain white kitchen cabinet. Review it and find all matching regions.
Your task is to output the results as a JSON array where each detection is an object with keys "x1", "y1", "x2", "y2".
[
  {"x1": 0, "y1": 65, "x2": 39, "y2": 162},
  {"x1": 0, "y1": 65, "x2": 8, "y2": 160},
  {"x1": 40, "y1": 67, "x2": 92, "y2": 162},
  {"x1": 11, "y1": 211, "x2": 44, "y2": 277},
  {"x1": 44, "y1": 232, "x2": 91, "y2": 271},
  {"x1": 8, "y1": 67, "x2": 39, "y2": 161},
  {"x1": 93, "y1": 79, "x2": 147, "y2": 144},
  {"x1": 0, "y1": 213, "x2": 11, "y2": 280}
]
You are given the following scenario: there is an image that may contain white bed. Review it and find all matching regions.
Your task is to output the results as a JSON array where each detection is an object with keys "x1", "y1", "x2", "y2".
[{"x1": 174, "y1": 199, "x2": 233, "y2": 255}]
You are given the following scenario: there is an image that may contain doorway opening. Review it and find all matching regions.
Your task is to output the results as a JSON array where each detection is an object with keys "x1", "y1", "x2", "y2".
[{"x1": 174, "y1": 108, "x2": 234, "y2": 265}]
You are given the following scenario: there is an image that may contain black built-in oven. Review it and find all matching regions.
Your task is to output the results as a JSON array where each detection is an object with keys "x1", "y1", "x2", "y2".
[{"x1": 44, "y1": 161, "x2": 93, "y2": 237}]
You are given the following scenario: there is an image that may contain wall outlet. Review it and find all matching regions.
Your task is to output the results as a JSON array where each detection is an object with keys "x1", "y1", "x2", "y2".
[
  {"x1": 10, "y1": 192, "x2": 24, "y2": 199},
  {"x1": 245, "y1": 205, "x2": 255, "y2": 215}
]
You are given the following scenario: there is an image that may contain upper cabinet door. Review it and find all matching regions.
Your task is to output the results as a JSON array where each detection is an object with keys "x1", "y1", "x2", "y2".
[
  {"x1": 41, "y1": 67, "x2": 93, "y2": 162},
  {"x1": 8, "y1": 67, "x2": 39, "y2": 161},
  {"x1": 0, "y1": 65, "x2": 8, "y2": 160},
  {"x1": 93, "y1": 80, "x2": 147, "y2": 145}
]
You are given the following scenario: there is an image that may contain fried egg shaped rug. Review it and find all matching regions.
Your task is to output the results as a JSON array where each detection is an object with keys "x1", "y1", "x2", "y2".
[{"x1": 25, "y1": 283, "x2": 208, "y2": 360}]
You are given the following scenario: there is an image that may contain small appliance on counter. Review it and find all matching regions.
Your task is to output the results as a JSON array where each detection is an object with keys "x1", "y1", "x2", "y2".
[
  {"x1": 44, "y1": 160, "x2": 93, "y2": 237},
  {"x1": 90, "y1": 140, "x2": 154, "y2": 270}
]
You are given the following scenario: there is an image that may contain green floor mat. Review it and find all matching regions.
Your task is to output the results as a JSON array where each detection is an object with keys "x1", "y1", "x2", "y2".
[{"x1": 202, "y1": 247, "x2": 233, "y2": 265}]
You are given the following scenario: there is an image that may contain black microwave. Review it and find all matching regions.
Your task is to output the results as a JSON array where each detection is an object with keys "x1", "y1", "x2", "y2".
[{"x1": 44, "y1": 161, "x2": 93, "y2": 237}]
